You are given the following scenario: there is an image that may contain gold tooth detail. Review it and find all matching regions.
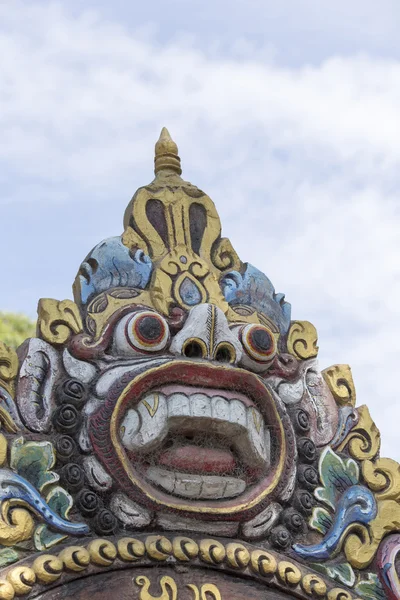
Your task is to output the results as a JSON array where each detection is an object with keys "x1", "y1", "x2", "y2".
[
  {"x1": 142, "y1": 394, "x2": 160, "y2": 417},
  {"x1": 252, "y1": 408, "x2": 262, "y2": 433}
]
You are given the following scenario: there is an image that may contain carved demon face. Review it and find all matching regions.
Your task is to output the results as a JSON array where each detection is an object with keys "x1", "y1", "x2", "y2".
[
  {"x1": 0, "y1": 129, "x2": 397, "y2": 600},
  {"x1": 87, "y1": 303, "x2": 293, "y2": 518},
  {"x1": 4, "y1": 129, "x2": 398, "y2": 600},
  {"x1": 0, "y1": 130, "x2": 397, "y2": 600},
  {"x1": 4, "y1": 142, "x2": 344, "y2": 545},
  {"x1": 13, "y1": 254, "x2": 340, "y2": 547}
]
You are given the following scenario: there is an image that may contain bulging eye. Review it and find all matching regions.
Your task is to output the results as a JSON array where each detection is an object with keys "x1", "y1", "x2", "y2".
[
  {"x1": 240, "y1": 324, "x2": 276, "y2": 363},
  {"x1": 113, "y1": 310, "x2": 170, "y2": 355},
  {"x1": 127, "y1": 311, "x2": 169, "y2": 351}
]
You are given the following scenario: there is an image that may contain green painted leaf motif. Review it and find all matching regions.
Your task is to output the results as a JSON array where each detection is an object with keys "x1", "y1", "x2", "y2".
[
  {"x1": 10, "y1": 437, "x2": 59, "y2": 492},
  {"x1": 312, "y1": 562, "x2": 356, "y2": 588},
  {"x1": 34, "y1": 486, "x2": 73, "y2": 551},
  {"x1": 34, "y1": 523, "x2": 67, "y2": 551},
  {"x1": 46, "y1": 486, "x2": 73, "y2": 519},
  {"x1": 0, "y1": 547, "x2": 20, "y2": 568},
  {"x1": 309, "y1": 506, "x2": 333, "y2": 535},
  {"x1": 328, "y1": 563, "x2": 356, "y2": 588},
  {"x1": 355, "y1": 573, "x2": 386, "y2": 600},
  {"x1": 315, "y1": 447, "x2": 359, "y2": 510}
]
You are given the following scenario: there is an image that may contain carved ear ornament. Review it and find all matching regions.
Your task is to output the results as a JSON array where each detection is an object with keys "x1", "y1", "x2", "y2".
[
  {"x1": 287, "y1": 321, "x2": 319, "y2": 360},
  {"x1": 37, "y1": 299, "x2": 83, "y2": 346}
]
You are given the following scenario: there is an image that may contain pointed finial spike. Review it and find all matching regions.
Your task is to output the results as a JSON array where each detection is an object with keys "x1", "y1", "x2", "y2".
[
  {"x1": 154, "y1": 127, "x2": 182, "y2": 176},
  {"x1": 159, "y1": 126, "x2": 172, "y2": 141}
]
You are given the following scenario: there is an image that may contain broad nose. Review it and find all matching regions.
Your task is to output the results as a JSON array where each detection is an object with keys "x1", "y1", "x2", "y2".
[{"x1": 170, "y1": 304, "x2": 242, "y2": 364}]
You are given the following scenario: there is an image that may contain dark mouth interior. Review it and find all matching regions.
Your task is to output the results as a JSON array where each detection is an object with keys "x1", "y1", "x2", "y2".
[
  {"x1": 114, "y1": 363, "x2": 281, "y2": 502},
  {"x1": 140, "y1": 432, "x2": 261, "y2": 479},
  {"x1": 125, "y1": 424, "x2": 267, "y2": 502}
]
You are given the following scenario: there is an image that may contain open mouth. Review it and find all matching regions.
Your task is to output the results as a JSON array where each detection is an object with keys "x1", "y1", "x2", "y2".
[
  {"x1": 120, "y1": 383, "x2": 271, "y2": 501},
  {"x1": 91, "y1": 361, "x2": 290, "y2": 516}
]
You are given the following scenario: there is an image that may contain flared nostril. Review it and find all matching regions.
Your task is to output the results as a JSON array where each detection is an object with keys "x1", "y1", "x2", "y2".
[
  {"x1": 183, "y1": 340, "x2": 206, "y2": 359},
  {"x1": 214, "y1": 343, "x2": 236, "y2": 364}
]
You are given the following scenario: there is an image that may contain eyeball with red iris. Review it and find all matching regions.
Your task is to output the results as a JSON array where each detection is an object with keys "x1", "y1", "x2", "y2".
[
  {"x1": 238, "y1": 323, "x2": 277, "y2": 372},
  {"x1": 113, "y1": 310, "x2": 170, "y2": 356}
]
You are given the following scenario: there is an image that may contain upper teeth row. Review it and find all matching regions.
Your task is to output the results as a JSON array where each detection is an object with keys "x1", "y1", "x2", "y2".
[{"x1": 120, "y1": 392, "x2": 270, "y2": 467}]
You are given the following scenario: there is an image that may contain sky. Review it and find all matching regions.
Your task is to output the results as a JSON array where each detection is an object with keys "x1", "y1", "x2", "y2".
[{"x1": 1, "y1": 1, "x2": 400, "y2": 458}]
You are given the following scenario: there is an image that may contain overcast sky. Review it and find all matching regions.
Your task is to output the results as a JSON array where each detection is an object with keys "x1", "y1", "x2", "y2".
[{"x1": 1, "y1": 0, "x2": 400, "y2": 459}]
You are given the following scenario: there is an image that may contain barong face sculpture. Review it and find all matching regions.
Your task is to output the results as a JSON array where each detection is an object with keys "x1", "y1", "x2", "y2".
[{"x1": 0, "y1": 129, "x2": 398, "y2": 600}]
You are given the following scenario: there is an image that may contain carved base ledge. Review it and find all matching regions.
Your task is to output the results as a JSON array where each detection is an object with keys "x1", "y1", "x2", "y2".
[{"x1": 0, "y1": 533, "x2": 356, "y2": 600}]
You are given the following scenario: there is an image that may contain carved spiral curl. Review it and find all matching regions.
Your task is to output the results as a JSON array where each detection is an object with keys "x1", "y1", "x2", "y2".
[
  {"x1": 327, "y1": 589, "x2": 352, "y2": 600},
  {"x1": 281, "y1": 509, "x2": 305, "y2": 533},
  {"x1": 0, "y1": 535, "x2": 350, "y2": 599},
  {"x1": 0, "y1": 579, "x2": 14, "y2": 600},
  {"x1": 343, "y1": 524, "x2": 379, "y2": 570},
  {"x1": 298, "y1": 465, "x2": 319, "y2": 490},
  {"x1": 270, "y1": 526, "x2": 292, "y2": 550},
  {"x1": 277, "y1": 561, "x2": 302, "y2": 586},
  {"x1": 298, "y1": 438, "x2": 317, "y2": 463},
  {"x1": 199, "y1": 539, "x2": 226, "y2": 564},
  {"x1": 117, "y1": 538, "x2": 146, "y2": 562},
  {"x1": 55, "y1": 435, "x2": 77, "y2": 463},
  {"x1": 293, "y1": 409, "x2": 310, "y2": 434},
  {"x1": 145, "y1": 536, "x2": 172, "y2": 560},
  {"x1": 0, "y1": 503, "x2": 34, "y2": 546},
  {"x1": 59, "y1": 546, "x2": 90, "y2": 572},
  {"x1": 287, "y1": 321, "x2": 318, "y2": 359},
  {"x1": 362, "y1": 458, "x2": 400, "y2": 500},
  {"x1": 37, "y1": 298, "x2": 83, "y2": 346},
  {"x1": 6, "y1": 566, "x2": 36, "y2": 595},
  {"x1": 87, "y1": 540, "x2": 117, "y2": 566},
  {"x1": 294, "y1": 490, "x2": 315, "y2": 515},
  {"x1": 53, "y1": 404, "x2": 80, "y2": 434},
  {"x1": 92, "y1": 509, "x2": 117, "y2": 536},
  {"x1": 57, "y1": 379, "x2": 87, "y2": 406},
  {"x1": 301, "y1": 574, "x2": 327, "y2": 597},
  {"x1": 344, "y1": 433, "x2": 377, "y2": 461},
  {"x1": 60, "y1": 463, "x2": 85, "y2": 492},
  {"x1": 0, "y1": 533, "x2": 363, "y2": 600},
  {"x1": 212, "y1": 238, "x2": 241, "y2": 271},
  {"x1": 172, "y1": 537, "x2": 199, "y2": 561},
  {"x1": 32, "y1": 555, "x2": 63, "y2": 584},
  {"x1": 249, "y1": 550, "x2": 277, "y2": 576},
  {"x1": 76, "y1": 489, "x2": 101, "y2": 517},
  {"x1": 322, "y1": 364, "x2": 356, "y2": 407},
  {"x1": 225, "y1": 543, "x2": 250, "y2": 569},
  {"x1": 338, "y1": 406, "x2": 380, "y2": 461}
]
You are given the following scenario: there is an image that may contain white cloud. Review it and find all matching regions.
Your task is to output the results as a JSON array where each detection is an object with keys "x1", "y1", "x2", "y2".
[{"x1": 1, "y1": 1, "x2": 400, "y2": 458}]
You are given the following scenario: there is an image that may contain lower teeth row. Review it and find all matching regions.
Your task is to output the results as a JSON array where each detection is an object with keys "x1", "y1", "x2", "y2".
[{"x1": 147, "y1": 466, "x2": 246, "y2": 500}]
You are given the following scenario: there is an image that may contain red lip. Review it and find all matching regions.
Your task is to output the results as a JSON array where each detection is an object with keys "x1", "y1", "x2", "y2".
[{"x1": 89, "y1": 359, "x2": 295, "y2": 519}]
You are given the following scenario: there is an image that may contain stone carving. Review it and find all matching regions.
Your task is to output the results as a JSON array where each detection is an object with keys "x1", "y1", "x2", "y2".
[{"x1": 0, "y1": 127, "x2": 396, "y2": 600}]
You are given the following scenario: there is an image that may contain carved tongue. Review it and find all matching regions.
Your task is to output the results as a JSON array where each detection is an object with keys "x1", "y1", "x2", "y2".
[{"x1": 159, "y1": 445, "x2": 236, "y2": 475}]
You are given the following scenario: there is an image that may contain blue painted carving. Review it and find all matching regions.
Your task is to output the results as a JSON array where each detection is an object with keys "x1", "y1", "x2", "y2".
[
  {"x1": 0, "y1": 386, "x2": 23, "y2": 430},
  {"x1": 221, "y1": 263, "x2": 291, "y2": 335},
  {"x1": 75, "y1": 236, "x2": 152, "y2": 306},
  {"x1": 293, "y1": 484, "x2": 377, "y2": 560},
  {"x1": 0, "y1": 469, "x2": 89, "y2": 535},
  {"x1": 179, "y1": 277, "x2": 202, "y2": 306},
  {"x1": 331, "y1": 406, "x2": 360, "y2": 449}
]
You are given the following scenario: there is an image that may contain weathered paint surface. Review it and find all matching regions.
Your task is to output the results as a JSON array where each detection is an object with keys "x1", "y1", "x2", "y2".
[{"x1": 0, "y1": 128, "x2": 393, "y2": 600}]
